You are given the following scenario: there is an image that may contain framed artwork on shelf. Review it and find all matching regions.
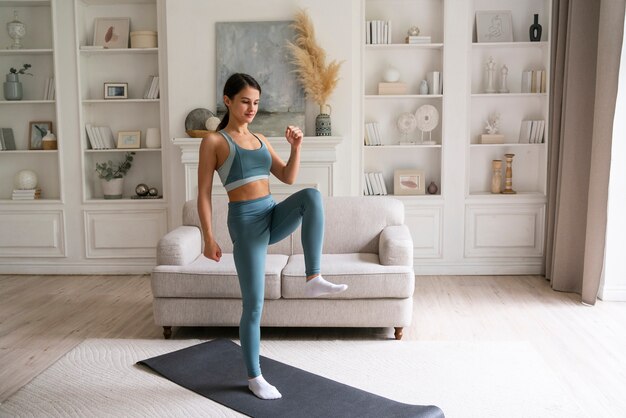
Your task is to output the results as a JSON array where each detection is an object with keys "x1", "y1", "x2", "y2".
[
  {"x1": 29, "y1": 121, "x2": 53, "y2": 150},
  {"x1": 104, "y1": 82, "x2": 128, "y2": 99},
  {"x1": 394, "y1": 169, "x2": 425, "y2": 195},
  {"x1": 93, "y1": 17, "x2": 130, "y2": 49},
  {"x1": 476, "y1": 11, "x2": 513, "y2": 43},
  {"x1": 117, "y1": 131, "x2": 141, "y2": 149}
]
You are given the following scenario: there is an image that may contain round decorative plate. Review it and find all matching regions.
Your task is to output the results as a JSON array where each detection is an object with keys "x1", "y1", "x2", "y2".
[
  {"x1": 396, "y1": 112, "x2": 417, "y2": 134},
  {"x1": 184, "y1": 108, "x2": 214, "y2": 131},
  {"x1": 415, "y1": 105, "x2": 439, "y2": 132}
]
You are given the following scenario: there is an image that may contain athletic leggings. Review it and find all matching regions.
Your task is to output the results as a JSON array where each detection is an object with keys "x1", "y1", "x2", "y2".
[{"x1": 226, "y1": 188, "x2": 324, "y2": 378}]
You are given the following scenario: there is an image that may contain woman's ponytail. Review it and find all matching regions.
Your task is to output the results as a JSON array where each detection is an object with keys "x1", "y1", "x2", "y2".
[{"x1": 217, "y1": 110, "x2": 229, "y2": 131}]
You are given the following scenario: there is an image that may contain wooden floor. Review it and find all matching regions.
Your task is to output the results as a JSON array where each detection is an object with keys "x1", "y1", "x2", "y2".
[{"x1": 1, "y1": 274, "x2": 625, "y2": 416}]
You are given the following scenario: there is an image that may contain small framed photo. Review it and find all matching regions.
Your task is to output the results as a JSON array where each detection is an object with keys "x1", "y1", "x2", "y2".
[
  {"x1": 394, "y1": 169, "x2": 425, "y2": 195},
  {"x1": 117, "y1": 130, "x2": 141, "y2": 149},
  {"x1": 104, "y1": 82, "x2": 128, "y2": 99},
  {"x1": 29, "y1": 121, "x2": 53, "y2": 150},
  {"x1": 93, "y1": 17, "x2": 130, "y2": 49},
  {"x1": 476, "y1": 10, "x2": 513, "y2": 43}
]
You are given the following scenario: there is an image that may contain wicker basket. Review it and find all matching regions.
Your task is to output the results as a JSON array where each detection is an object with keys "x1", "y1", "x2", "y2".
[{"x1": 186, "y1": 129, "x2": 211, "y2": 138}]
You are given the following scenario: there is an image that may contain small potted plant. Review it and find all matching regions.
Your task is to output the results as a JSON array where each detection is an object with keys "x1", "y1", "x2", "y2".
[
  {"x1": 4, "y1": 64, "x2": 32, "y2": 101},
  {"x1": 95, "y1": 152, "x2": 135, "y2": 199}
]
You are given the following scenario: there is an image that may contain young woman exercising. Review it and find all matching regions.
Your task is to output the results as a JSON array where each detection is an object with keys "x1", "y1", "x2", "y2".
[{"x1": 197, "y1": 73, "x2": 348, "y2": 400}]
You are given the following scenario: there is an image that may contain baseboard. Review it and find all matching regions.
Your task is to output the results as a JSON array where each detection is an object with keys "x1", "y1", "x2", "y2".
[
  {"x1": 0, "y1": 262, "x2": 154, "y2": 275},
  {"x1": 414, "y1": 260, "x2": 545, "y2": 275},
  {"x1": 598, "y1": 285, "x2": 626, "y2": 302}
]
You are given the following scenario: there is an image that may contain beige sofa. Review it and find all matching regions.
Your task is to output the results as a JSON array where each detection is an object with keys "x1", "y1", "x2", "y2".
[{"x1": 151, "y1": 195, "x2": 415, "y2": 340}]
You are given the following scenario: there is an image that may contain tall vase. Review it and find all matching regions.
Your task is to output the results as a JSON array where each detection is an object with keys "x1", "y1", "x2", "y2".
[
  {"x1": 315, "y1": 104, "x2": 332, "y2": 136},
  {"x1": 491, "y1": 160, "x2": 502, "y2": 194},
  {"x1": 3, "y1": 73, "x2": 23, "y2": 101},
  {"x1": 529, "y1": 14, "x2": 542, "y2": 42}
]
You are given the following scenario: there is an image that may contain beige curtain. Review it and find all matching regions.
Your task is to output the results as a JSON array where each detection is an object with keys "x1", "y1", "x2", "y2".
[{"x1": 546, "y1": 0, "x2": 625, "y2": 305}]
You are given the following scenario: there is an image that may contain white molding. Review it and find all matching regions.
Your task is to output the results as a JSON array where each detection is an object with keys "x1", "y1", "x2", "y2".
[
  {"x1": 0, "y1": 210, "x2": 66, "y2": 257},
  {"x1": 598, "y1": 286, "x2": 626, "y2": 302},
  {"x1": 414, "y1": 259, "x2": 545, "y2": 275},
  {"x1": 0, "y1": 262, "x2": 155, "y2": 275}
]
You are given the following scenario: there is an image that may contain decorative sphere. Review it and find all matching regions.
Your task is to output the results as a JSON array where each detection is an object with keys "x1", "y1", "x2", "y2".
[
  {"x1": 14, "y1": 169, "x2": 38, "y2": 190},
  {"x1": 135, "y1": 183, "x2": 149, "y2": 196},
  {"x1": 205, "y1": 116, "x2": 221, "y2": 131},
  {"x1": 407, "y1": 25, "x2": 420, "y2": 36},
  {"x1": 383, "y1": 67, "x2": 401, "y2": 83},
  {"x1": 148, "y1": 187, "x2": 159, "y2": 196}
]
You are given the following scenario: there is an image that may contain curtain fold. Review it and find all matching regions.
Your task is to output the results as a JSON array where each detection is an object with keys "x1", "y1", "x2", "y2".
[{"x1": 546, "y1": 0, "x2": 624, "y2": 304}]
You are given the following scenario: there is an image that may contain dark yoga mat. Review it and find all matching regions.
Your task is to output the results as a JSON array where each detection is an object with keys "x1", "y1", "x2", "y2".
[{"x1": 137, "y1": 339, "x2": 444, "y2": 418}]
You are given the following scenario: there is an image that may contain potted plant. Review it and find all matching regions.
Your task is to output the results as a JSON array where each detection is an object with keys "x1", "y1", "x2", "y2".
[
  {"x1": 4, "y1": 64, "x2": 32, "y2": 101},
  {"x1": 95, "y1": 152, "x2": 135, "y2": 199}
]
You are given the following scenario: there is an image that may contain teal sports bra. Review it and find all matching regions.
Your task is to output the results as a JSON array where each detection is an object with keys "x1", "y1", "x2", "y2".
[{"x1": 216, "y1": 130, "x2": 272, "y2": 192}]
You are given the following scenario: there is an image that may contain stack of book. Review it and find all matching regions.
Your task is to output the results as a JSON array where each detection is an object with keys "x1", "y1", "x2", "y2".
[
  {"x1": 364, "y1": 122, "x2": 382, "y2": 145},
  {"x1": 521, "y1": 69, "x2": 546, "y2": 93},
  {"x1": 42, "y1": 77, "x2": 55, "y2": 100},
  {"x1": 85, "y1": 124, "x2": 116, "y2": 149},
  {"x1": 519, "y1": 120, "x2": 546, "y2": 143},
  {"x1": 0, "y1": 128, "x2": 16, "y2": 150},
  {"x1": 12, "y1": 188, "x2": 41, "y2": 200},
  {"x1": 364, "y1": 172, "x2": 388, "y2": 196},
  {"x1": 366, "y1": 20, "x2": 391, "y2": 44},
  {"x1": 143, "y1": 75, "x2": 160, "y2": 99},
  {"x1": 405, "y1": 35, "x2": 431, "y2": 44}
]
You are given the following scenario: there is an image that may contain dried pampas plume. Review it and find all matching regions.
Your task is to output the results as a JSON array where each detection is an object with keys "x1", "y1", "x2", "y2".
[{"x1": 286, "y1": 9, "x2": 343, "y2": 108}]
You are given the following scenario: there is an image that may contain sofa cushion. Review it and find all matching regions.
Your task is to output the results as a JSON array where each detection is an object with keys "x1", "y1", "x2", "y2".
[
  {"x1": 151, "y1": 254, "x2": 288, "y2": 299},
  {"x1": 281, "y1": 253, "x2": 415, "y2": 299}
]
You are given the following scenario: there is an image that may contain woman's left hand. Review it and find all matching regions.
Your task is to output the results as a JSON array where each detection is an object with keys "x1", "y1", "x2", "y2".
[{"x1": 285, "y1": 125, "x2": 303, "y2": 147}]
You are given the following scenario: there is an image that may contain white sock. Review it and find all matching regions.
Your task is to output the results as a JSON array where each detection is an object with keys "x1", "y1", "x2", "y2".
[
  {"x1": 248, "y1": 375, "x2": 282, "y2": 400},
  {"x1": 304, "y1": 275, "x2": 348, "y2": 297}
]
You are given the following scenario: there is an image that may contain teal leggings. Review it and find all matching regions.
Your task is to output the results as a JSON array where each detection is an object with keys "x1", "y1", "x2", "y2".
[{"x1": 227, "y1": 188, "x2": 324, "y2": 378}]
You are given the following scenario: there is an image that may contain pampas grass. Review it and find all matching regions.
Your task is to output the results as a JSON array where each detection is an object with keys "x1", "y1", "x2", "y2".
[{"x1": 286, "y1": 9, "x2": 343, "y2": 108}]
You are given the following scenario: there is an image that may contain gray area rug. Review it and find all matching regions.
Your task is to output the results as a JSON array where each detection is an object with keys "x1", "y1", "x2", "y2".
[
  {"x1": 137, "y1": 338, "x2": 443, "y2": 418},
  {"x1": 0, "y1": 339, "x2": 586, "y2": 417}
]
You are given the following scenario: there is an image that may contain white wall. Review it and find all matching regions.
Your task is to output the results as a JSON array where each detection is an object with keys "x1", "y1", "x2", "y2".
[{"x1": 163, "y1": 0, "x2": 361, "y2": 227}]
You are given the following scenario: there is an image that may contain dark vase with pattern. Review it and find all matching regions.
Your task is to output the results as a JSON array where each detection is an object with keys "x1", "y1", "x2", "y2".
[{"x1": 529, "y1": 14, "x2": 542, "y2": 42}]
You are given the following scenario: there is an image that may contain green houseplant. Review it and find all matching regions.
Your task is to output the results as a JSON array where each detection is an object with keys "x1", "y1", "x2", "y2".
[
  {"x1": 4, "y1": 63, "x2": 32, "y2": 101},
  {"x1": 95, "y1": 152, "x2": 135, "y2": 199}
]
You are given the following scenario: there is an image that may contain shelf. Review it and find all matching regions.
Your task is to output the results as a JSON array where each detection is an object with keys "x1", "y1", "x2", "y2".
[
  {"x1": 0, "y1": 100, "x2": 55, "y2": 105},
  {"x1": 0, "y1": 199, "x2": 62, "y2": 204},
  {"x1": 466, "y1": 192, "x2": 547, "y2": 203},
  {"x1": 85, "y1": 148, "x2": 161, "y2": 153},
  {"x1": 364, "y1": 144, "x2": 442, "y2": 149},
  {"x1": 79, "y1": 47, "x2": 158, "y2": 55},
  {"x1": 366, "y1": 43, "x2": 443, "y2": 50},
  {"x1": 365, "y1": 94, "x2": 443, "y2": 99},
  {"x1": 471, "y1": 93, "x2": 547, "y2": 98},
  {"x1": 79, "y1": 0, "x2": 155, "y2": 5},
  {"x1": 0, "y1": 49, "x2": 53, "y2": 56},
  {"x1": 472, "y1": 41, "x2": 548, "y2": 48},
  {"x1": 364, "y1": 194, "x2": 443, "y2": 201},
  {"x1": 0, "y1": 150, "x2": 58, "y2": 154},
  {"x1": 82, "y1": 99, "x2": 160, "y2": 104},
  {"x1": 469, "y1": 143, "x2": 545, "y2": 148},
  {"x1": 85, "y1": 197, "x2": 164, "y2": 204}
]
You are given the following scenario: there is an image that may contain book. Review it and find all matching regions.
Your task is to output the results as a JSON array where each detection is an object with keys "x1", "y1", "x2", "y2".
[
  {"x1": 0, "y1": 128, "x2": 16, "y2": 150},
  {"x1": 521, "y1": 70, "x2": 532, "y2": 93},
  {"x1": 529, "y1": 120, "x2": 538, "y2": 143},
  {"x1": 43, "y1": 78, "x2": 50, "y2": 100},
  {"x1": 372, "y1": 122, "x2": 382, "y2": 145},
  {"x1": 377, "y1": 172, "x2": 388, "y2": 195},
  {"x1": 518, "y1": 120, "x2": 532, "y2": 143},
  {"x1": 364, "y1": 173, "x2": 373, "y2": 195},
  {"x1": 427, "y1": 71, "x2": 440, "y2": 95},
  {"x1": 368, "y1": 172, "x2": 380, "y2": 195}
]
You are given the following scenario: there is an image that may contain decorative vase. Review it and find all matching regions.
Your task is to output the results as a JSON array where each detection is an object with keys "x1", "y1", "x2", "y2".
[
  {"x1": 145, "y1": 128, "x2": 160, "y2": 148},
  {"x1": 427, "y1": 181, "x2": 438, "y2": 194},
  {"x1": 315, "y1": 104, "x2": 332, "y2": 136},
  {"x1": 7, "y1": 10, "x2": 26, "y2": 50},
  {"x1": 42, "y1": 130, "x2": 57, "y2": 150},
  {"x1": 419, "y1": 79, "x2": 429, "y2": 95},
  {"x1": 3, "y1": 73, "x2": 23, "y2": 101},
  {"x1": 101, "y1": 178, "x2": 124, "y2": 199},
  {"x1": 529, "y1": 14, "x2": 542, "y2": 42},
  {"x1": 491, "y1": 160, "x2": 502, "y2": 194}
]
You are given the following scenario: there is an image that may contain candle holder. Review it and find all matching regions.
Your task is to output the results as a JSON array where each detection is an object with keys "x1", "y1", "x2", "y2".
[{"x1": 502, "y1": 153, "x2": 517, "y2": 194}]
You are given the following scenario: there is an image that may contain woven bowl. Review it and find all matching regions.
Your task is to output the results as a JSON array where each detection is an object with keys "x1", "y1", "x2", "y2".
[{"x1": 186, "y1": 129, "x2": 211, "y2": 138}]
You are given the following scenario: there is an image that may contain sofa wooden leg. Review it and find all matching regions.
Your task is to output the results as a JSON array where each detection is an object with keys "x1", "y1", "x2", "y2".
[
  {"x1": 394, "y1": 327, "x2": 403, "y2": 340},
  {"x1": 163, "y1": 326, "x2": 172, "y2": 339}
]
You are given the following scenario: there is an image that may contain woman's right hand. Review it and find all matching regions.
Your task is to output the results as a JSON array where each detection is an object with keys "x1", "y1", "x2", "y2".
[{"x1": 204, "y1": 239, "x2": 222, "y2": 262}]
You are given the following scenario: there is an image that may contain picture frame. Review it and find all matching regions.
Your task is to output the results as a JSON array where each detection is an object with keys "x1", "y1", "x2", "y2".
[
  {"x1": 476, "y1": 11, "x2": 513, "y2": 43},
  {"x1": 394, "y1": 169, "x2": 425, "y2": 195},
  {"x1": 117, "y1": 130, "x2": 141, "y2": 149},
  {"x1": 93, "y1": 17, "x2": 130, "y2": 49},
  {"x1": 29, "y1": 121, "x2": 53, "y2": 150},
  {"x1": 104, "y1": 82, "x2": 128, "y2": 99}
]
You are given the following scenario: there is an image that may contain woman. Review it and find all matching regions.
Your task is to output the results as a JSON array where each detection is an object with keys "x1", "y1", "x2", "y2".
[{"x1": 197, "y1": 73, "x2": 348, "y2": 400}]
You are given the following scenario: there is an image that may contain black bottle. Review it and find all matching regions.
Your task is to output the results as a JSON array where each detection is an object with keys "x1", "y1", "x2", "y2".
[{"x1": 529, "y1": 14, "x2": 542, "y2": 41}]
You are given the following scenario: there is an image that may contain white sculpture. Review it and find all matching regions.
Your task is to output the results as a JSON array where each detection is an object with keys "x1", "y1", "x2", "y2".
[
  {"x1": 415, "y1": 104, "x2": 439, "y2": 144},
  {"x1": 397, "y1": 112, "x2": 417, "y2": 144},
  {"x1": 498, "y1": 64, "x2": 509, "y2": 93},
  {"x1": 14, "y1": 169, "x2": 38, "y2": 190},
  {"x1": 485, "y1": 56, "x2": 496, "y2": 93},
  {"x1": 485, "y1": 112, "x2": 501, "y2": 134}
]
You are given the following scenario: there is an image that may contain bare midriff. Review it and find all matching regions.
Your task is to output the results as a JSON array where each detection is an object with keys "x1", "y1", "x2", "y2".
[{"x1": 227, "y1": 179, "x2": 271, "y2": 202}]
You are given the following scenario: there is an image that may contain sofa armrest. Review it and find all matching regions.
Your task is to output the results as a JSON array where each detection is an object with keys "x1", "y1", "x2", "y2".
[
  {"x1": 379, "y1": 225, "x2": 413, "y2": 266},
  {"x1": 156, "y1": 226, "x2": 202, "y2": 266}
]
